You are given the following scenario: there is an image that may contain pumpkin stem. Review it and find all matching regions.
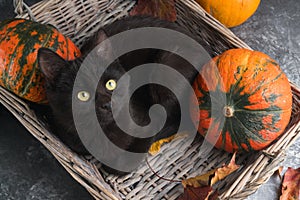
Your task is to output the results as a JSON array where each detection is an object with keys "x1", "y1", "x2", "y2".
[{"x1": 223, "y1": 106, "x2": 234, "y2": 117}]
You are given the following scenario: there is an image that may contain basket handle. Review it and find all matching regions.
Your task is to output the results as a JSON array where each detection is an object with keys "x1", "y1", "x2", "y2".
[{"x1": 13, "y1": 0, "x2": 36, "y2": 21}]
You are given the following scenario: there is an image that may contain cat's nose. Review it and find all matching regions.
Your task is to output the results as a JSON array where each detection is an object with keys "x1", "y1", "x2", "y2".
[{"x1": 101, "y1": 102, "x2": 111, "y2": 110}]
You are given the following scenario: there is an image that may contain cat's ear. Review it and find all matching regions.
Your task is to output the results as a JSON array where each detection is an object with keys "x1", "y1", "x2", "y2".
[
  {"x1": 38, "y1": 48, "x2": 66, "y2": 81},
  {"x1": 81, "y1": 30, "x2": 114, "y2": 61},
  {"x1": 94, "y1": 30, "x2": 114, "y2": 61},
  {"x1": 94, "y1": 29, "x2": 109, "y2": 45}
]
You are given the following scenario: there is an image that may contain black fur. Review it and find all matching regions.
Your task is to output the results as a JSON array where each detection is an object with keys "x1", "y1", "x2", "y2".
[{"x1": 38, "y1": 16, "x2": 209, "y2": 173}]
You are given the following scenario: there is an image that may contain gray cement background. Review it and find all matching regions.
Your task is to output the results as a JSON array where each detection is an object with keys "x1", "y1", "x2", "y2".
[{"x1": 0, "y1": 0, "x2": 299, "y2": 199}]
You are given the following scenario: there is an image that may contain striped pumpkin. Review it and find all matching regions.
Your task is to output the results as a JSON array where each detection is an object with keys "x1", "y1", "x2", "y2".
[
  {"x1": 0, "y1": 19, "x2": 81, "y2": 103},
  {"x1": 190, "y1": 48, "x2": 293, "y2": 152}
]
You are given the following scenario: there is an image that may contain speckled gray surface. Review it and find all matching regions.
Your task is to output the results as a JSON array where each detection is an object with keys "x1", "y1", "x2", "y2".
[
  {"x1": 232, "y1": 0, "x2": 300, "y2": 87},
  {"x1": 0, "y1": 108, "x2": 93, "y2": 200},
  {"x1": 0, "y1": 0, "x2": 299, "y2": 199}
]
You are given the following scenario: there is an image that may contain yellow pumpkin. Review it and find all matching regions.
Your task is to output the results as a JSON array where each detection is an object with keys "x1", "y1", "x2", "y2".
[{"x1": 196, "y1": 0, "x2": 261, "y2": 28}]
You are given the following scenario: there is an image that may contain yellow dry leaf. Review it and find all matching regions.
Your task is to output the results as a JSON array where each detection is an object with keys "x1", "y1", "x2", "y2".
[
  {"x1": 148, "y1": 132, "x2": 188, "y2": 155},
  {"x1": 211, "y1": 152, "x2": 240, "y2": 185},
  {"x1": 182, "y1": 170, "x2": 217, "y2": 188},
  {"x1": 149, "y1": 135, "x2": 176, "y2": 155}
]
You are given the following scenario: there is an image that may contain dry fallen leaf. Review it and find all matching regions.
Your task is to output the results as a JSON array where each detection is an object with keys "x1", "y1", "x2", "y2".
[
  {"x1": 280, "y1": 167, "x2": 300, "y2": 200},
  {"x1": 183, "y1": 152, "x2": 240, "y2": 187},
  {"x1": 130, "y1": 0, "x2": 177, "y2": 22},
  {"x1": 178, "y1": 153, "x2": 240, "y2": 200},
  {"x1": 149, "y1": 135, "x2": 176, "y2": 155},
  {"x1": 177, "y1": 185, "x2": 218, "y2": 200},
  {"x1": 182, "y1": 170, "x2": 216, "y2": 188},
  {"x1": 149, "y1": 132, "x2": 188, "y2": 155},
  {"x1": 211, "y1": 152, "x2": 240, "y2": 185}
]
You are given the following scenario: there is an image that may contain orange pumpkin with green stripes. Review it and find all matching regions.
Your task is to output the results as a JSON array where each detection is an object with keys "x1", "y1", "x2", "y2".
[
  {"x1": 0, "y1": 19, "x2": 81, "y2": 103},
  {"x1": 190, "y1": 48, "x2": 293, "y2": 152}
]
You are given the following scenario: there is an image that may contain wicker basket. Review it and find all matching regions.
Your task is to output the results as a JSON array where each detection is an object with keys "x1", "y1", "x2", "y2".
[{"x1": 1, "y1": 0, "x2": 299, "y2": 199}]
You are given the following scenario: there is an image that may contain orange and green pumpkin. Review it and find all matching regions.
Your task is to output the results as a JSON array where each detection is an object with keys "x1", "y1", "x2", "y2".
[
  {"x1": 0, "y1": 18, "x2": 81, "y2": 103},
  {"x1": 190, "y1": 49, "x2": 292, "y2": 152}
]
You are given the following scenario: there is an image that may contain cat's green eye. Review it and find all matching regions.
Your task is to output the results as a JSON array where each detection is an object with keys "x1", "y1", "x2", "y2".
[
  {"x1": 77, "y1": 91, "x2": 90, "y2": 102},
  {"x1": 105, "y1": 79, "x2": 117, "y2": 91}
]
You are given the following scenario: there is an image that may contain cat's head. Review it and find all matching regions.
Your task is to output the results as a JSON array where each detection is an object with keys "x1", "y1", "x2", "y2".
[{"x1": 38, "y1": 31, "x2": 130, "y2": 127}]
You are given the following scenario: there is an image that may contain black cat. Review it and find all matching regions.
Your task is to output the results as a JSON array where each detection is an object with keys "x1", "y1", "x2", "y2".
[{"x1": 38, "y1": 16, "x2": 211, "y2": 173}]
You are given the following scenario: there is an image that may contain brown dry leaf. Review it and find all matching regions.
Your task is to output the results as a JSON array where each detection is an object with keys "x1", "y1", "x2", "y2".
[
  {"x1": 149, "y1": 132, "x2": 188, "y2": 155},
  {"x1": 280, "y1": 167, "x2": 300, "y2": 200},
  {"x1": 182, "y1": 170, "x2": 216, "y2": 188},
  {"x1": 178, "y1": 153, "x2": 239, "y2": 200},
  {"x1": 211, "y1": 152, "x2": 240, "y2": 185},
  {"x1": 177, "y1": 185, "x2": 218, "y2": 200},
  {"x1": 130, "y1": 0, "x2": 177, "y2": 22},
  {"x1": 182, "y1": 152, "x2": 240, "y2": 187}
]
